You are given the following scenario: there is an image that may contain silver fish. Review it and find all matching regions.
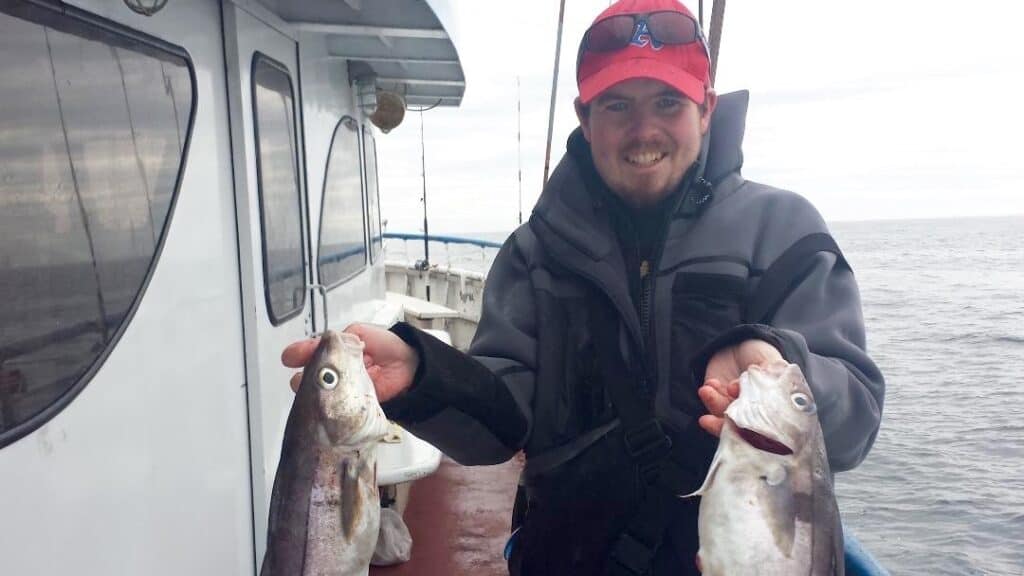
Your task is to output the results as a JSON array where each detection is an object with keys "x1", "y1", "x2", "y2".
[
  {"x1": 261, "y1": 331, "x2": 391, "y2": 576},
  {"x1": 686, "y1": 361, "x2": 843, "y2": 576}
]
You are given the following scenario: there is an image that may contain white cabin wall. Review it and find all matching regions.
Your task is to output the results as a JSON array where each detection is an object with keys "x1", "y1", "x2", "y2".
[
  {"x1": 1, "y1": 1, "x2": 434, "y2": 574},
  {"x1": 0, "y1": 0, "x2": 254, "y2": 574},
  {"x1": 298, "y1": 32, "x2": 388, "y2": 331},
  {"x1": 298, "y1": 33, "x2": 353, "y2": 242}
]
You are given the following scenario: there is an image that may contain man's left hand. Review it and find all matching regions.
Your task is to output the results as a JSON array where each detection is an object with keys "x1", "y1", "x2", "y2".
[{"x1": 698, "y1": 339, "x2": 784, "y2": 437}]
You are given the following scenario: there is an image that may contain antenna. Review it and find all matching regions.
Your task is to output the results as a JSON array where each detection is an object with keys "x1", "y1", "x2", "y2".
[{"x1": 517, "y1": 76, "x2": 523, "y2": 226}]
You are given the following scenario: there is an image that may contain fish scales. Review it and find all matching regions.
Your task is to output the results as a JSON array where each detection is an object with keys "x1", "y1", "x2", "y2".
[
  {"x1": 261, "y1": 331, "x2": 391, "y2": 576},
  {"x1": 686, "y1": 361, "x2": 844, "y2": 576}
]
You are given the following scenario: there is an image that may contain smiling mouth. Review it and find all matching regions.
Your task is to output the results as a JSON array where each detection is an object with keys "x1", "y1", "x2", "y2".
[
  {"x1": 625, "y1": 151, "x2": 666, "y2": 167},
  {"x1": 736, "y1": 427, "x2": 793, "y2": 455}
]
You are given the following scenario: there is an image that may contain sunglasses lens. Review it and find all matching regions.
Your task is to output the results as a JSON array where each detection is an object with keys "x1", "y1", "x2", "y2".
[
  {"x1": 586, "y1": 14, "x2": 636, "y2": 52},
  {"x1": 646, "y1": 12, "x2": 698, "y2": 44}
]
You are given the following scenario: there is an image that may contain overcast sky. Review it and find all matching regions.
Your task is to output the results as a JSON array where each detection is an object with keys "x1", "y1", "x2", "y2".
[{"x1": 375, "y1": 0, "x2": 1024, "y2": 235}]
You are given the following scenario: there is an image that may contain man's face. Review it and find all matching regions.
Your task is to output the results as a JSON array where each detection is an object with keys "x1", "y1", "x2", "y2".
[{"x1": 576, "y1": 78, "x2": 716, "y2": 208}]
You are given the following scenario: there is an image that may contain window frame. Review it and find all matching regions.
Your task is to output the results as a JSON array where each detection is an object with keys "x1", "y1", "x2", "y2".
[
  {"x1": 361, "y1": 124, "x2": 383, "y2": 265},
  {"x1": 250, "y1": 52, "x2": 307, "y2": 325},
  {"x1": 0, "y1": 0, "x2": 197, "y2": 450},
  {"x1": 316, "y1": 114, "x2": 368, "y2": 292}
]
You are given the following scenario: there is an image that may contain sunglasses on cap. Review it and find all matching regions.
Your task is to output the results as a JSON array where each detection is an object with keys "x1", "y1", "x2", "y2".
[{"x1": 577, "y1": 11, "x2": 710, "y2": 69}]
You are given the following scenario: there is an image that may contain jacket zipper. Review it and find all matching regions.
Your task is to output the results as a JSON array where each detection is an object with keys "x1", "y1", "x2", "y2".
[
  {"x1": 639, "y1": 166, "x2": 702, "y2": 397},
  {"x1": 639, "y1": 204, "x2": 674, "y2": 397},
  {"x1": 638, "y1": 259, "x2": 652, "y2": 393},
  {"x1": 639, "y1": 259, "x2": 651, "y2": 342},
  {"x1": 640, "y1": 256, "x2": 661, "y2": 390}
]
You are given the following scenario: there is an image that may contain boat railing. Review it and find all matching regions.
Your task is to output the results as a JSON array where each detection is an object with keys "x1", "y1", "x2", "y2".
[
  {"x1": 380, "y1": 232, "x2": 502, "y2": 350},
  {"x1": 382, "y1": 232, "x2": 504, "y2": 274}
]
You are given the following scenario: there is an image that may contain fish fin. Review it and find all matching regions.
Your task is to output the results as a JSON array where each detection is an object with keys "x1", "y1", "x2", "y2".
[
  {"x1": 764, "y1": 463, "x2": 787, "y2": 486},
  {"x1": 681, "y1": 446, "x2": 724, "y2": 498},
  {"x1": 828, "y1": 478, "x2": 845, "y2": 576},
  {"x1": 765, "y1": 475, "x2": 799, "y2": 556},
  {"x1": 339, "y1": 456, "x2": 364, "y2": 541}
]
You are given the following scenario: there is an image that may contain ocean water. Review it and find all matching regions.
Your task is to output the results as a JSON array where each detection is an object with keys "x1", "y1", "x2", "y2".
[
  {"x1": 830, "y1": 216, "x2": 1024, "y2": 576},
  {"x1": 386, "y1": 215, "x2": 1024, "y2": 575}
]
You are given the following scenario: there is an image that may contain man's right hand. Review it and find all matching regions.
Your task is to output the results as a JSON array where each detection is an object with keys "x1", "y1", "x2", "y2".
[{"x1": 281, "y1": 323, "x2": 419, "y2": 403}]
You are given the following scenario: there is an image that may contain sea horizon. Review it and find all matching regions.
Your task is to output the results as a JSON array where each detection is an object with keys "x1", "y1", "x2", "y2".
[
  {"x1": 385, "y1": 212, "x2": 1024, "y2": 240},
  {"x1": 384, "y1": 215, "x2": 1024, "y2": 575}
]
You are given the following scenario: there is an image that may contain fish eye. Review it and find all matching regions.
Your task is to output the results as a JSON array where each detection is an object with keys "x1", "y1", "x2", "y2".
[
  {"x1": 791, "y1": 393, "x2": 815, "y2": 413},
  {"x1": 318, "y1": 367, "x2": 339, "y2": 390}
]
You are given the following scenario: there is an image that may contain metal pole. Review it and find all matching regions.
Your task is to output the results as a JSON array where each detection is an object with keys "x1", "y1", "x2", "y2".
[
  {"x1": 542, "y1": 0, "x2": 567, "y2": 187},
  {"x1": 517, "y1": 76, "x2": 523, "y2": 225},
  {"x1": 419, "y1": 108, "x2": 431, "y2": 301},
  {"x1": 708, "y1": 0, "x2": 727, "y2": 86}
]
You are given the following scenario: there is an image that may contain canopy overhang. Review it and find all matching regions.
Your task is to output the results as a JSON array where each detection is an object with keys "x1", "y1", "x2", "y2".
[{"x1": 264, "y1": 0, "x2": 465, "y2": 107}]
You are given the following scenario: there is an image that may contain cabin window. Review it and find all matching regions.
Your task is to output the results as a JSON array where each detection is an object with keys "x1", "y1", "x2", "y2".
[
  {"x1": 317, "y1": 116, "x2": 367, "y2": 288},
  {"x1": 0, "y1": 2, "x2": 194, "y2": 447},
  {"x1": 251, "y1": 54, "x2": 306, "y2": 324},
  {"x1": 363, "y1": 126, "x2": 383, "y2": 264}
]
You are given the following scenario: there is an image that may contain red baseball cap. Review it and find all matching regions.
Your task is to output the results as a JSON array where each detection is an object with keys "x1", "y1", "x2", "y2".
[{"x1": 577, "y1": 0, "x2": 711, "y2": 105}]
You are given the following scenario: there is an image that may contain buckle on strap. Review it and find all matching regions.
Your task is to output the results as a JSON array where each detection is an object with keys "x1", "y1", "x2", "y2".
[
  {"x1": 622, "y1": 419, "x2": 672, "y2": 463},
  {"x1": 608, "y1": 532, "x2": 656, "y2": 576}
]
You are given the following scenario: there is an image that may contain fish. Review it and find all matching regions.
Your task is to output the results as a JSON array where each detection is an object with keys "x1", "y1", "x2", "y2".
[
  {"x1": 261, "y1": 330, "x2": 391, "y2": 576},
  {"x1": 685, "y1": 361, "x2": 843, "y2": 576}
]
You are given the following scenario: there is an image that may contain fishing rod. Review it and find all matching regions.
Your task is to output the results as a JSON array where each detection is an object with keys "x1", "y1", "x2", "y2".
[
  {"x1": 517, "y1": 76, "x2": 523, "y2": 225},
  {"x1": 408, "y1": 99, "x2": 443, "y2": 301},
  {"x1": 708, "y1": 0, "x2": 726, "y2": 85},
  {"x1": 542, "y1": 0, "x2": 566, "y2": 188}
]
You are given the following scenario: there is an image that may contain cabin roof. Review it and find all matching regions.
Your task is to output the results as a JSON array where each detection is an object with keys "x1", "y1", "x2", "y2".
[{"x1": 266, "y1": 0, "x2": 465, "y2": 107}]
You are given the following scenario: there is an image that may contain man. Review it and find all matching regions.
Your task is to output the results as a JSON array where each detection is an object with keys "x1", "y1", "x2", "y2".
[{"x1": 284, "y1": 0, "x2": 884, "y2": 574}]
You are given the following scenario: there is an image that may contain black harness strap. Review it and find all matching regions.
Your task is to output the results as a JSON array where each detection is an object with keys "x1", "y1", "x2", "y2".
[
  {"x1": 592, "y1": 309, "x2": 700, "y2": 576},
  {"x1": 521, "y1": 419, "x2": 620, "y2": 482},
  {"x1": 597, "y1": 234, "x2": 847, "y2": 575},
  {"x1": 746, "y1": 232, "x2": 848, "y2": 324}
]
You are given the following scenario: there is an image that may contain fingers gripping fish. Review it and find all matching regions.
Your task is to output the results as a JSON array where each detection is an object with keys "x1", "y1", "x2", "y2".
[
  {"x1": 261, "y1": 331, "x2": 391, "y2": 576},
  {"x1": 685, "y1": 361, "x2": 844, "y2": 576}
]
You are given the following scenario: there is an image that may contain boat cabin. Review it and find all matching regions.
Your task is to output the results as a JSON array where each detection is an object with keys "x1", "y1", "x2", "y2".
[{"x1": 0, "y1": 0, "x2": 463, "y2": 572}]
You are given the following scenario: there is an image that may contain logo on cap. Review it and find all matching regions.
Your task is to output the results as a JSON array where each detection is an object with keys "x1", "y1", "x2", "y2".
[{"x1": 629, "y1": 21, "x2": 664, "y2": 51}]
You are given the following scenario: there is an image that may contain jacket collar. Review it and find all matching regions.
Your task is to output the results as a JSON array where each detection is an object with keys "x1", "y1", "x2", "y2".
[
  {"x1": 530, "y1": 133, "x2": 699, "y2": 349},
  {"x1": 526, "y1": 89, "x2": 751, "y2": 356},
  {"x1": 530, "y1": 89, "x2": 750, "y2": 259},
  {"x1": 705, "y1": 90, "x2": 748, "y2": 185}
]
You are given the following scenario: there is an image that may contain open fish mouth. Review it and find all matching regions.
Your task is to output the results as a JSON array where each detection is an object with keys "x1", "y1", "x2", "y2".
[{"x1": 736, "y1": 426, "x2": 793, "y2": 456}]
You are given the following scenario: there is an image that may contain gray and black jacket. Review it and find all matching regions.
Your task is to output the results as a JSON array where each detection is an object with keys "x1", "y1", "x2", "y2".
[{"x1": 383, "y1": 91, "x2": 885, "y2": 575}]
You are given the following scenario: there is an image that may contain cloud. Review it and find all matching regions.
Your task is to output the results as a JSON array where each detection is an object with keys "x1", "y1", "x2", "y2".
[{"x1": 378, "y1": 0, "x2": 1024, "y2": 235}]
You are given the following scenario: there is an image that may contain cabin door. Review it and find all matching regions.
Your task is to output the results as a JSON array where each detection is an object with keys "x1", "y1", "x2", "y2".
[{"x1": 222, "y1": 2, "x2": 316, "y2": 564}]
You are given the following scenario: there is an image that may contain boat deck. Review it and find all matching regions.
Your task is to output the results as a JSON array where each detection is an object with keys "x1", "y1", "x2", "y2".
[{"x1": 370, "y1": 454, "x2": 523, "y2": 576}]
